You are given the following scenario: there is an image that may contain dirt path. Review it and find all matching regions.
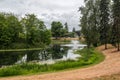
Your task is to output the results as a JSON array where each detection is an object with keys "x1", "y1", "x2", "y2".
[{"x1": 0, "y1": 46, "x2": 120, "y2": 80}]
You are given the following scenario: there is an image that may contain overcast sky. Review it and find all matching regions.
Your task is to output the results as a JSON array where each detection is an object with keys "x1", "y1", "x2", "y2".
[{"x1": 0, "y1": 0, "x2": 84, "y2": 31}]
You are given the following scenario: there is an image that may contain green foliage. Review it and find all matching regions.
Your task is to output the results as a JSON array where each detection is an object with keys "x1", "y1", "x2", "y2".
[
  {"x1": 64, "y1": 22, "x2": 69, "y2": 33},
  {"x1": 80, "y1": 0, "x2": 119, "y2": 50},
  {"x1": 0, "y1": 48, "x2": 104, "y2": 77},
  {"x1": 51, "y1": 21, "x2": 73, "y2": 38},
  {"x1": 111, "y1": 0, "x2": 120, "y2": 51},
  {"x1": 0, "y1": 13, "x2": 22, "y2": 48},
  {"x1": 72, "y1": 27, "x2": 75, "y2": 32},
  {"x1": 99, "y1": 0, "x2": 110, "y2": 49},
  {"x1": 0, "y1": 66, "x2": 24, "y2": 77},
  {"x1": 75, "y1": 48, "x2": 104, "y2": 64},
  {"x1": 51, "y1": 21, "x2": 63, "y2": 39},
  {"x1": 68, "y1": 32, "x2": 75, "y2": 37},
  {"x1": 21, "y1": 14, "x2": 51, "y2": 47},
  {"x1": 0, "y1": 13, "x2": 51, "y2": 49},
  {"x1": 80, "y1": 0, "x2": 100, "y2": 48}
]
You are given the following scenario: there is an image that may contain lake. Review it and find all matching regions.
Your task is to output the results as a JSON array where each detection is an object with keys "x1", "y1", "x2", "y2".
[{"x1": 0, "y1": 40, "x2": 87, "y2": 67}]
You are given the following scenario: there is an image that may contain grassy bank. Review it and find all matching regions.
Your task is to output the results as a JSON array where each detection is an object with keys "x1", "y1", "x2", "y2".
[
  {"x1": 0, "y1": 48, "x2": 105, "y2": 77},
  {"x1": 0, "y1": 48, "x2": 43, "y2": 52},
  {"x1": 51, "y1": 39, "x2": 71, "y2": 44}
]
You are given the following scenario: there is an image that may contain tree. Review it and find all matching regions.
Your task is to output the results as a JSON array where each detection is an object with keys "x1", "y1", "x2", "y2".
[
  {"x1": 51, "y1": 21, "x2": 63, "y2": 39},
  {"x1": 0, "y1": 13, "x2": 22, "y2": 48},
  {"x1": 111, "y1": 0, "x2": 120, "y2": 51},
  {"x1": 0, "y1": 13, "x2": 51, "y2": 49},
  {"x1": 63, "y1": 22, "x2": 69, "y2": 37},
  {"x1": 99, "y1": 0, "x2": 110, "y2": 49},
  {"x1": 64, "y1": 22, "x2": 69, "y2": 33},
  {"x1": 72, "y1": 27, "x2": 75, "y2": 32},
  {"x1": 72, "y1": 27, "x2": 76, "y2": 38},
  {"x1": 21, "y1": 14, "x2": 38, "y2": 47},
  {"x1": 21, "y1": 14, "x2": 51, "y2": 48},
  {"x1": 0, "y1": 13, "x2": 10, "y2": 48},
  {"x1": 5, "y1": 13, "x2": 23, "y2": 42},
  {"x1": 61, "y1": 28, "x2": 67, "y2": 37},
  {"x1": 79, "y1": 0, "x2": 100, "y2": 48}
]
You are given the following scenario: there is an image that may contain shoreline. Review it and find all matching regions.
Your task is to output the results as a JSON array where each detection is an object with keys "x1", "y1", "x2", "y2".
[{"x1": 0, "y1": 48, "x2": 43, "y2": 52}]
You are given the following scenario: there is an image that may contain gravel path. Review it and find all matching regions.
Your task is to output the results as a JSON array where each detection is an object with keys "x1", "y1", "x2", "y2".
[{"x1": 0, "y1": 46, "x2": 120, "y2": 80}]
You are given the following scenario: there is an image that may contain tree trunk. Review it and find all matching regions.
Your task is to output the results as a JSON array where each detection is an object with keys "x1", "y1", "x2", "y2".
[
  {"x1": 105, "y1": 43, "x2": 107, "y2": 49},
  {"x1": 118, "y1": 42, "x2": 120, "y2": 51},
  {"x1": 105, "y1": 39, "x2": 107, "y2": 49}
]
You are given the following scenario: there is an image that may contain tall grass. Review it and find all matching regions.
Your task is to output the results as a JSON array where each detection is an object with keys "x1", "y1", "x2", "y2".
[{"x1": 0, "y1": 48, "x2": 105, "y2": 77}]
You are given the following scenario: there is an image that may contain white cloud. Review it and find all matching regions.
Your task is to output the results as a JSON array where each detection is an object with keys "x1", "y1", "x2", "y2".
[{"x1": 0, "y1": 0, "x2": 84, "y2": 31}]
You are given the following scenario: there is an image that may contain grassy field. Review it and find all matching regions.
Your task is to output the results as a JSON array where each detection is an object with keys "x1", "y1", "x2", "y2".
[{"x1": 0, "y1": 48, "x2": 105, "y2": 77}]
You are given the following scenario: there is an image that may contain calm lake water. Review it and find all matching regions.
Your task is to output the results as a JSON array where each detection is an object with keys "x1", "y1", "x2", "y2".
[{"x1": 0, "y1": 40, "x2": 87, "y2": 67}]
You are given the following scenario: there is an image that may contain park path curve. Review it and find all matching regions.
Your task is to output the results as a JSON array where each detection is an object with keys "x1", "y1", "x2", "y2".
[{"x1": 0, "y1": 45, "x2": 120, "y2": 80}]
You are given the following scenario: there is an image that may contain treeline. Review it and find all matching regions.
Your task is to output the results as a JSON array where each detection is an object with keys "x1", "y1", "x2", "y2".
[
  {"x1": 51, "y1": 22, "x2": 75, "y2": 39},
  {"x1": 0, "y1": 12, "x2": 76, "y2": 49},
  {"x1": 0, "y1": 13, "x2": 51, "y2": 49},
  {"x1": 80, "y1": 0, "x2": 120, "y2": 51}
]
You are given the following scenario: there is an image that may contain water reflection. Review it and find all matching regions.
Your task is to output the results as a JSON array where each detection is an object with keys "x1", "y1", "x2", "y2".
[
  {"x1": 61, "y1": 40, "x2": 87, "y2": 60},
  {"x1": 0, "y1": 40, "x2": 87, "y2": 67},
  {"x1": 0, "y1": 52, "x2": 25, "y2": 67}
]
